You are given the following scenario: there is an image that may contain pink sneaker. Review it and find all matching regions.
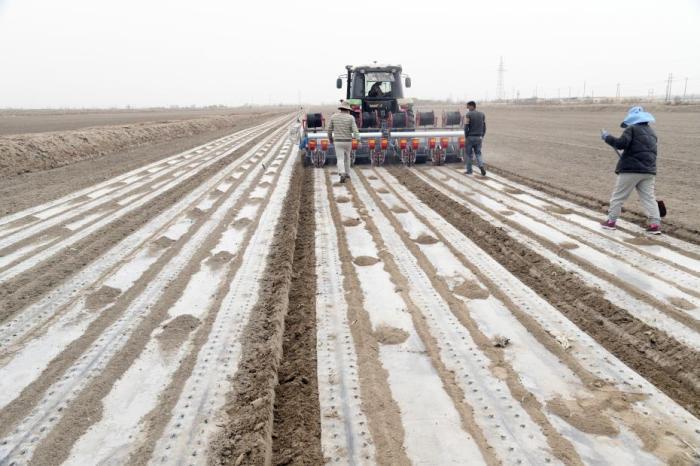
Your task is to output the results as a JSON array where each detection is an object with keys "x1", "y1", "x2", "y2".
[
  {"x1": 600, "y1": 219, "x2": 617, "y2": 230},
  {"x1": 645, "y1": 224, "x2": 661, "y2": 235}
]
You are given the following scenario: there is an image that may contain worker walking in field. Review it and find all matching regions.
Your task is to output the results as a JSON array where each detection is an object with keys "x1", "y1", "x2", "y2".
[
  {"x1": 600, "y1": 106, "x2": 662, "y2": 234},
  {"x1": 328, "y1": 101, "x2": 360, "y2": 183},
  {"x1": 464, "y1": 101, "x2": 487, "y2": 176}
]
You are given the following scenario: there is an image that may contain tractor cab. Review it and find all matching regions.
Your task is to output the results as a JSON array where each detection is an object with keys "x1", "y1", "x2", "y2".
[{"x1": 336, "y1": 63, "x2": 413, "y2": 129}]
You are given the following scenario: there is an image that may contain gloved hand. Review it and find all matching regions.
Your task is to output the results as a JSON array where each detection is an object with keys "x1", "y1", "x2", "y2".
[{"x1": 600, "y1": 129, "x2": 610, "y2": 140}]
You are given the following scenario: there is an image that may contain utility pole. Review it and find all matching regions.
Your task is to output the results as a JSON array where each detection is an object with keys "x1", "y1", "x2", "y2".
[
  {"x1": 616, "y1": 83, "x2": 621, "y2": 101},
  {"x1": 665, "y1": 73, "x2": 673, "y2": 102},
  {"x1": 583, "y1": 81, "x2": 586, "y2": 98},
  {"x1": 496, "y1": 56, "x2": 506, "y2": 101},
  {"x1": 683, "y1": 77, "x2": 688, "y2": 101}
]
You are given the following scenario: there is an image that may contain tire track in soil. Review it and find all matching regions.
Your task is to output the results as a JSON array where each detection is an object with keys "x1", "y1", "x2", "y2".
[
  {"x1": 210, "y1": 161, "x2": 305, "y2": 466},
  {"x1": 25, "y1": 133, "x2": 290, "y2": 466},
  {"x1": 271, "y1": 166, "x2": 323, "y2": 465},
  {"x1": 0, "y1": 135, "x2": 267, "y2": 324},
  {"x1": 487, "y1": 165, "x2": 700, "y2": 245},
  {"x1": 390, "y1": 167, "x2": 700, "y2": 418}
]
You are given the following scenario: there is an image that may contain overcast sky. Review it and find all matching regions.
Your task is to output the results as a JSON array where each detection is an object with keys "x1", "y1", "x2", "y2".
[{"x1": 1, "y1": 0, "x2": 699, "y2": 108}]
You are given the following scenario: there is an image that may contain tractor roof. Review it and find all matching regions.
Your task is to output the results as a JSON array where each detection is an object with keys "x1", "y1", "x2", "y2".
[{"x1": 346, "y1": 63, "x2": 403, "y2": 73}]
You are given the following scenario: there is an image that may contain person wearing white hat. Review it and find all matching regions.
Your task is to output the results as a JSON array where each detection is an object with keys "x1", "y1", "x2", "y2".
[{"x1": 327, "y1": 101, "x2": 360, "y2": 183}]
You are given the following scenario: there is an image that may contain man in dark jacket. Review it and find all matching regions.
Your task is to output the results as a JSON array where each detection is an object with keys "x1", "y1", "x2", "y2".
[
  {"x1": 600, "y1": 106, "x2": 661, "y2": 234},
  {"x1": 464, "y1": 101, "x2": 487, "y2": 176}
]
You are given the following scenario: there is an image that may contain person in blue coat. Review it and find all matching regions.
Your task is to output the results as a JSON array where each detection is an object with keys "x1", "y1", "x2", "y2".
[{"x1": 600, "y1": 106, "x2": 661, "y2": 234}]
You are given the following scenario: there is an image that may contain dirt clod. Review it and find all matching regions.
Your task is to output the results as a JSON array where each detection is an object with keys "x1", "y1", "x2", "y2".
[
  {"x1": 85, "y1": 285, "x2": 121, "y2": 311},
  {"x1": 353, "y1": 256, "x2": 380, "y2": 266},
  {"x1": 374, "y1": 325, "x2": 410, "y2": 345},
  {"x1": 454, "y1": 280, "x2": 490, "y2": 300},
  {"x1": 156, "y1": 314, "x2": 201, "y2": 354},
  {"x1": 414, "y1": 234, "x2": 439, "y2": 245}
]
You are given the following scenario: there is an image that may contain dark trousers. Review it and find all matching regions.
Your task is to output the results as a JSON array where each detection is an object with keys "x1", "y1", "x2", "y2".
[{"x1": 465, "y1": 136, "x2": 484, "y2": 172}]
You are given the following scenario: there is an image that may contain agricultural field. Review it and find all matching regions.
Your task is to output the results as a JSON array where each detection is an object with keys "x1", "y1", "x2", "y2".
[{"x1": 0, "y1": 108, "x2": 698, "y2": 465}]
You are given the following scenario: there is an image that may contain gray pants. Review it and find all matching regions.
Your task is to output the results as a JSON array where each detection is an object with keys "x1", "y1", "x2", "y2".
[
  {"x1": 608, "y1": 173, "x2": 660, "y2": 224},
  {"x1": 335, "y1": 141, "x2": 352, "y2": 176},
  {"x1": 465, "y1": 136, "x2": 484, "y2": 172}
]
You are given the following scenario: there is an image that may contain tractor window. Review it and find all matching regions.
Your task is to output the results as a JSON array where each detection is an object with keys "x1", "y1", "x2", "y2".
[{"x1": 364, "y1": 72, "x2": 394, "y2": 97}]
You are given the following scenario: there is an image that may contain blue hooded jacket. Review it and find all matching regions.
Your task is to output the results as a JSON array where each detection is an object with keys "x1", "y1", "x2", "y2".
[{"x1": 604, "y1": 107, "x2": 657, "y2": 174}]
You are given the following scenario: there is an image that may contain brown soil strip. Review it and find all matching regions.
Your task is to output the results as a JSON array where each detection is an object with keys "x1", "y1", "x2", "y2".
[
  {"x1": 322, "y1": 172, "x2": 410, "y2": 465},
  {"x1": 353, "y1": 256, "x2": 380, "y2": 266},
  {"x1": 488, "y1": 165, "x2": 700, "y2": 245},
  {"x1": 391, "y1": 168, "x2": 700, "y2": 418},
  {"x1": 0, "y1": 137, "x2": 264, "y2": 325},
  {"x1": 335, "y1": 195, "x2": 350, "y2": 203},
  {"x1": 376, "y1": 187, "x2": 390, "y2": 194},
  {"x1": 356, "y1": 171, "x2": 581, "y2": 465},
  {"x1": 270, "y1": 166, "x2": 323, "y2": 465},
  {"x1": 210, "y1": 161, "x2": 306, "y2": 466},
  {"x1": 84, "y1": 285, "x2": 121, "y2": 311},
  {"x1": 500, "y1": 210, "x2": 514, "y2": 216},
  {"x1": 27, "y1": 134, "x2": 286, "y2": 465},
  {"x1": 390, "y1": 206, "x2": 408, "y2": 214}
]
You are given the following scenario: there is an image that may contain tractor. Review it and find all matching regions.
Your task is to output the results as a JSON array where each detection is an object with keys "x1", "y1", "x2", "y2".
[{"x1": 301, "y1": 63, "x2": 465, "y2": 168}]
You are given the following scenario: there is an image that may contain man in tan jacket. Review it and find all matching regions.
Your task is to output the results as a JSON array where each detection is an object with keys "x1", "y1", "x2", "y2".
[{"x1": 327, "y1": 101, "x2": 360, "y2": 183}]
